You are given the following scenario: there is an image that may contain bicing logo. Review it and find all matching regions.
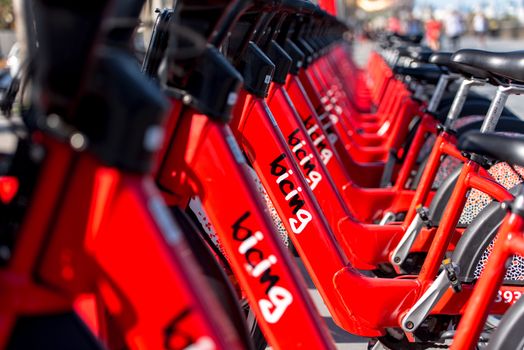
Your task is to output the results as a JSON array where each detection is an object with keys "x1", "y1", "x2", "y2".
[{"x1": 232, "y1": 212, "x2": 293, "y2": 323}]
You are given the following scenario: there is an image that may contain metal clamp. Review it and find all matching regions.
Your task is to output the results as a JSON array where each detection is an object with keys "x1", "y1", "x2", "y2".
[
  {"x1": 480, "y1": 83, "x2": 524, "y2": 133},
  {"x1": 444, "y1": 78, "x2": 486, "y2": 128},
  {"x1": 416, "y1": 206, "x2": 433, "y2": 228},
  {"x1": 443, "y1": 258, "x2": 462, "y2": 293}
]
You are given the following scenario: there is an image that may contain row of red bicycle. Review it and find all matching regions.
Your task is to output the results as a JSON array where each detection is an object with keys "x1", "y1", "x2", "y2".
[{"x1": 1, "y1": 0, "x2": 524, "y2": 349}]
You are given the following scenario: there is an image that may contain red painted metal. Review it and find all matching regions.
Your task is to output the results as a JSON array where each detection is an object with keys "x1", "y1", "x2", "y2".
[
  {"x1": 1, "y1": 137, "x2": 242, "y2": 350},
  {"x1": 156, "y1": 100, "x2": 336, "y2": 349},
  {"x1": 285, "y1": 73, "x2": 422, "y2": 221},
  {"x1": 226, "y1": 81, "x2": 518, "y2": 339},
  {"x1": 0, "y1": 176, "x2": 18, "y2": 204},
  {"x1": 451, "y1": 214, "x2": 524, "y2": 350},
  {"x1": 317, "y1": 0, "x2": 337, "y2": 16},
  {"x1": 402, "y1": 132, "x2": 465, "y2": 225}
]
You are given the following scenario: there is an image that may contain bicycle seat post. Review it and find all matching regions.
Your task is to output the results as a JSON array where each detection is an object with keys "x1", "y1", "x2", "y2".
[
  {"x1": 480, "y1": 84, "x2": 524, "y2": 133},
  {"x1": 444, "y1": 78, "x2": 485, "y2": 129},
  {"x1": 426, "y1": 73, "x2": 458, "y2": 114}
]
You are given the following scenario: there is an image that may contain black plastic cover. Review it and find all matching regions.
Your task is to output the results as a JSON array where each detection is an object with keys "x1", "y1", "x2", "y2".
[
  {"x1": 75, "y1": 47, "x2": 169, "y2": 173},
  {"x1": 239, "y1": 42, "x2": 275, "y2": 98},
  {"x1": 182, "y1": 47, "x2": 244, "y2": 122},
  {"x1": 280, "y1": 0, "x2": 316, "y2": 14},
  {"x1": 487, "y1": 296, "x2": 524, "y2": 349},
  {"x1": 393, "y1": 66, "x2": 443, "y2": 85},
  {"x1": 459, "y1": 132, "x2": 524, "y2": 168},
  {"x1": 294, "y1": 38, "x2": 314, "y2": 67},
  {"x1": 428, "y1": 167, "x2": 461, "y2": 227},
  {"x1": 7, "y1": 312, "x2": 103, "y2": 350},
  {"x1": 142, "y1": 9, "x2": 174, "y2": 78},
  {"x1": 283, "y1": 39, "x2": 305, "y2": 75},
  {"x1": 32, "y1": 0, "x2": 110, "y2": 120},
  {"x1": 105, "y1": 0, "x2": 146, "y2": 47},
  {"x1": 170, "y1": 0, "x2": 253, "y2": 81},
  {"x1": 265, "y1": 41, "x2": 292, "y2": 84}
]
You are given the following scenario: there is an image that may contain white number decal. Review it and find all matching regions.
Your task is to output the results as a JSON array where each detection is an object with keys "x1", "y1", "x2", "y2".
[
  {"x1": 495, "y1": 290, "x2": 522, "y2": 304},
  {"x1": 495, "y1": 291, "x2": 502, "y2": 303}
]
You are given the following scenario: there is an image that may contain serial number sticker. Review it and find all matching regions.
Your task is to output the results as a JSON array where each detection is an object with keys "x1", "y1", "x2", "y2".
[{"x1": 495, "y1": 290, "x2": 522, "y2": 304}]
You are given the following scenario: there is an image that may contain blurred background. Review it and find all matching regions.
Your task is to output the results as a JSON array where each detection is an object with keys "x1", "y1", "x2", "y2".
[
  {"x1": 349, "y1": 0, "x2": 524, "y2": 51},
  {"x1": 0, "y1": 0, "x2": 523, "y2": 62},
  {"x1": 344, "y1": 0, "x2": 524, "y2": 121}
]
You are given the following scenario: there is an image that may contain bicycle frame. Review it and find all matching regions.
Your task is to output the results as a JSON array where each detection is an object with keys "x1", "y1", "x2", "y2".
[
  {"x1": 0, "y1": 136, "x2": 243, "y2": 350},
  {"x1": 417, "y1": 160, "x2": 514, "y2": 281},
  {"x1": 264, "y1": 57, "x2": 482, "y2": 271},
  {"x1": 304, "y1": 46, "x2": 422, "y2": 162},
  {"x1": 229, "y1": 14, "x2": 522, "y2": 278},
  {"x1": 293, "y1": 45, "x2": 454, "y2": 218},
  {"x1": 452, "y1": 210, "x2": 524, "y2": 349},
  {"x1": 20, "y1": 1, "x2": 524, "y2": 348},
  {"x1": 230, "y1": 81, "x2": 520, "y2": 338},
  {"x1": 292, "y1": 69, "x2": 387, "y2": 188},
  {"x1": 156, "y1": 100, "x2": 336, "y2": 349},
  {"x1": 286, "y1": 67, "x2": 434, "y2": 222}
]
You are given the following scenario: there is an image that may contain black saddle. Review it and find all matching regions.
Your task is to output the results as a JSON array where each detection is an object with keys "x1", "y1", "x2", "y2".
[
  {"x1": 429, "y1": 52, "x2": 452, "y2": 67},
  {"x1": 452, "y1": 49, "x2": 524, "y2": 84},
  {"x1": 409, "y1": 47, "x2": 433, "y2": 63},
  {"x1": 393, "y1": 65, "x2": 442, "y2": 84},
  {"x1": 430, "y1": 51, "x2": 491, "y2": 80},
  {"x1": 459, "y1": 131, "x2": 524, "y2": 167},
  {"x1": 389, "y1": 33, "x2": 424, "y2": 45}
]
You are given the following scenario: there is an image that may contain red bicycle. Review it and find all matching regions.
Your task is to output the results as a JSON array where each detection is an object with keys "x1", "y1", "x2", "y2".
[{"x1": 0, "y1": 1, "x2": 255, "y2": 349}]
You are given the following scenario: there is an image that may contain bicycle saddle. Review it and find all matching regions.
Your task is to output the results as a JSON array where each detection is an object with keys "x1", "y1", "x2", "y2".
[
  {"x1": 389, "y1": 32, "x2": 424, "y2": 45},
  {"x1": 452, "y1": 49, "x2": 524, "y2": 84},
  {"x1": 430, "y1": 51, "x2": 491, "y2": 80},
  {"x1": 408, "y1": 47, "x2": 433, "y2": 63},
  {"x1": 393, "y1": 65, "x2": 442, "y2": 84},
  {"x1": 429, "y1": 52, "x2": 452, "y2": 66},
  {"x1": 458, "y1": 131, "x2": 524, "y2": 168}
]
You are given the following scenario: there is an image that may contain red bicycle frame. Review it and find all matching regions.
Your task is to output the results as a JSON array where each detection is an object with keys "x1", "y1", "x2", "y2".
[
  {"x1": 231, "y1": 83, "x2": 519, "y2": 338},
  {"x1": 304, "y1": 46, "x2": 421, "y2": 162},
  {"x1": 156, "y1": 99, "x2": 336, "y2": 349},
  {"x1": 0, "y1": 136, "x2": 243, "y2": 350},
  {"x1": 452, "y1": 213, "x2": 524, "y2": 349},
  {"x1": 285, "y1": 69, "x2": 433, "y2": 222}
]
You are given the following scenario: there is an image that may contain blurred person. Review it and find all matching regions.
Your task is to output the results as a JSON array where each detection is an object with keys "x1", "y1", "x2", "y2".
[
  {"x1": 473, "y1": 11, "x2": 488, "y2": 47},
  {"x1": 12, "y1": 0, "x2": 25, "y2": 68},
  {"x1": 445, "y1": 10, "x2": 464, "y2": 50},
  {"x1": 9, "y1": 0, "x2": 29, "y2": 110},
  {"x1": 425, "y1": 15, "x2": 442, "y2": 50},
  {"x1": 388, "y1": 14, "x2": 402, "y2": 34},
  {"x1": 488, "y1": 17, "x2": 501, "y2": 37},
  {"x1": 405, "y1": 13, "x2": 424, "y2": 37}
]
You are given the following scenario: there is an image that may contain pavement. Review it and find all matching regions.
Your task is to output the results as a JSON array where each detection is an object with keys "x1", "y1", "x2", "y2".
[
  {"x1": 300, "y1": 261, "x2": 370, "y2": 350},
  {"x1": 299, "y1": 35, "x2": 524, "y2": 350}
]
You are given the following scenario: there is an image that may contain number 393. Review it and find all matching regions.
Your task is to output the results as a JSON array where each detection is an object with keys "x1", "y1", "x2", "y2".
[{"x1": 495, "y1": 290, "x2": 522, "y2": 304}]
